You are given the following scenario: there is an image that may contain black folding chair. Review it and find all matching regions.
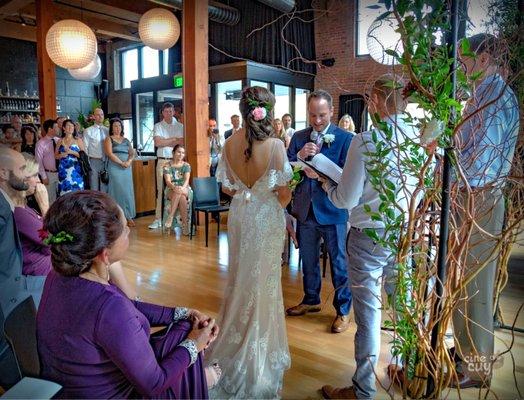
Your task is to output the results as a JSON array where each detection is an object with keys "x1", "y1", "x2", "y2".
[
  {"x1": 0, "y1": 297, "x2": 61, "y2": 397},
  {"x1": 190, "y1": 177, "x2": 230, "y2": 247}
]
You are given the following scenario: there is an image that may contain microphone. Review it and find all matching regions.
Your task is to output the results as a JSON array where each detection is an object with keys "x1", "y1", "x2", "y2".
[{"x1": 306, "y1": 130, "x2": 319, "y2": 161}]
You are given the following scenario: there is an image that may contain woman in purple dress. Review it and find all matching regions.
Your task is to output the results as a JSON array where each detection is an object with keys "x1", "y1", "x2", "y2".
[{"x1": 37, "y1": 190, "x2": 220, "y2": 398}]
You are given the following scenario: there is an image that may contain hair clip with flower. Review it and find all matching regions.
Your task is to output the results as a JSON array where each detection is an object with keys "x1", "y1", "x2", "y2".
[{"x1": 38, "y1": 229, "x2": 75, "y2": 246}]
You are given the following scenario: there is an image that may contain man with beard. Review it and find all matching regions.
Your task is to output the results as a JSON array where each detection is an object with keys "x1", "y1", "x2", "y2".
[{"x1": 0, "y1": 146, "x2": 46, "y2": 320}]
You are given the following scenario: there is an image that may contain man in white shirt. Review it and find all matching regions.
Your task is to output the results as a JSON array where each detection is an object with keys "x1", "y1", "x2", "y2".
[
  {"x1": 148, "y1": 102, "x2": 184, "y2": 230},
  {"x1": 83, "y1": 108, "x2": 109, "y2": 191},
  {"x1": 320, "y1": 75, "x2": 419, "y2": 399},
  {"x1": 282, "y1": 113, "x2": 295, "y2": 139}
]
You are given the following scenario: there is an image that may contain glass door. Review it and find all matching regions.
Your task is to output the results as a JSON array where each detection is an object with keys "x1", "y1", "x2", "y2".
[{"x1": 135, "y1": 92, "x2": 155, "y2": 153}]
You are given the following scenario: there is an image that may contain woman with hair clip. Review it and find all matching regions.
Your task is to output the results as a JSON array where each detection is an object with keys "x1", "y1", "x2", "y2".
[
  {"x1": 37, "y1": 190, "x2": 221, "y2": 398},
  {"x1": 205, "y1": 86, "x2": 293, "y2": 398}
]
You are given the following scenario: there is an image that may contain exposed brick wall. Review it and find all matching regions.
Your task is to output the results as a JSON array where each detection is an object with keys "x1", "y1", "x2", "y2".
[{"x1": 313, "y1": 0, "x2": 392, "y2": 121}]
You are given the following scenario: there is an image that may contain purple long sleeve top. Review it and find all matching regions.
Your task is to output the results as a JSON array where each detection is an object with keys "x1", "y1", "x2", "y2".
[
  {"x1": 37, "y1": 271, "x2": 193, "y2": 398},
  {"x1": 13, "y1": 206, "x2": 51, "y2": 276}
]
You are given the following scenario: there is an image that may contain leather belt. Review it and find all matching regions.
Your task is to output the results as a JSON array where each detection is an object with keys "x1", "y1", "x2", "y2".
[
  {"x1": 45, "y1": 169, "x2": 57, "y2": 173},
  {"x1": 89, "y1": 157, "x2": 103, "y2": 160}
]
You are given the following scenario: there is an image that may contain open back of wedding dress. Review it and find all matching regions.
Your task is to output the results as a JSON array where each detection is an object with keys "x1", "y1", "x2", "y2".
[{"x1": 206, "y1": 138, "x2": 292, "y2": 399}]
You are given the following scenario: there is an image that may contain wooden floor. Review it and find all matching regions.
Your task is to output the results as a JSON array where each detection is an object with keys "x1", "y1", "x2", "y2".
[{"x1": 123, "y1": 216, "x2": 524, "y2": 399}]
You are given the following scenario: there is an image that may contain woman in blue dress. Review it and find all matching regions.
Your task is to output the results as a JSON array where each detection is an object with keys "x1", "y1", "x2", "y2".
[
  {"x1": 55, "y1": 119, "x2": 85, "y2": 196},
  {"x1": 104, "y1": 118, "x2": 136, "y2": 227}
]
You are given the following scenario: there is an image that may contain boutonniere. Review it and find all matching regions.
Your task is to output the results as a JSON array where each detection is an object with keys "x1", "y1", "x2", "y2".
[{"x1": 323, "y1": 133, "x2": 335, "y2": 147}]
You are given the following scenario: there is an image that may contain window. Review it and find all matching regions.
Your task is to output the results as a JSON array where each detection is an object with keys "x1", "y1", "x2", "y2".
[
  {"x1": 294, "y1": 88, "x2": 309, "y2": 130},
  {"x1": 135, "y1": 92, "x2": 155, "y2": 153},
  {"x1": 274, "y1": 85, "x2": 291, "y2": 121},
  {"x1": 142, "y1": 46, "x2": 160, "y2": 78},
  {"x1": 216, "y1": 81, "x2": 242, "y2": 136},
  {"x1": 162, "y1": 49, "x2": 169, "y2": 75},
  {"x1": 118, "y1": 46, "x2": 168, "y2": 89},
  {"x1": 466, "y1": 0, "x2": 489, "y2": 35},
  {"x1": 121, "y1": 48, "x2": 138, "y2": 89},
  {"x1": 356, "y1": 0, "x2": 489, "y2": 56},
  {"x1": 250, "y1": 80, "x2": 269, "y2": 88},
  {"x1": 356, "y1": 0, "x2": 388, "y2": 56},
  {"x1": 122, "y1": 118, "x2": 133, "y2": 141}
]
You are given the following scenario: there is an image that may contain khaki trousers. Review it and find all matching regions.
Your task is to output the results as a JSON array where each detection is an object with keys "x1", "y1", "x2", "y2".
[
  {"x1": 155, "y1": 159, "x2": 171, "y2": 220},
  {"x1": 452, "y1": 188, "x2": 505, "y2": 379}
]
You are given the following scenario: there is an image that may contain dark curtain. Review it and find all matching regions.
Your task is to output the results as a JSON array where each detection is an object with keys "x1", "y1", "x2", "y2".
[
  {"x1": 209, "y1": 0, "x2": 315, "y2": 75},
  {"x1": 338, "y1": 94, "x2": 367, "y2": 133}
]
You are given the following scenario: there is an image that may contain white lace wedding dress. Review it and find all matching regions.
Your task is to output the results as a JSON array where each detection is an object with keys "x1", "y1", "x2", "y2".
[{"x1": 206, "y1": 139, "x2": 292, "y2": 399}]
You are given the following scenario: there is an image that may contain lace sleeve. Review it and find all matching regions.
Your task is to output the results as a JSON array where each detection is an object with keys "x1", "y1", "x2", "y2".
[
  {"x1": 268, "y1": 139, "x2": 293, "y2": 189},
  {"x1": 215, "y1": 145, "x2": 239, "y2": 191}
]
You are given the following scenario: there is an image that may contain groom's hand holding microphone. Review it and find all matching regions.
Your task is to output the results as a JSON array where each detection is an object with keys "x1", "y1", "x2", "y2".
[{"x1": 298, "y1": 131, "x2": 320, "y2": 179}]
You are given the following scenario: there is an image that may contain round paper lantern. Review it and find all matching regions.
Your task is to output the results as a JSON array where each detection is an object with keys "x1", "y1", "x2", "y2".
[
  {"x1": 138, "y1": 8, "x2": 180, "y2": 50},
  {"x1": 68, "y1": 55, "x2": 101, "y2": 80},
  {"x1": 46, "y1": 19, "x2": 97, "y2": 69},
  {"x1": 366, "y1": 15, "x2": 403, "y2": 65}
]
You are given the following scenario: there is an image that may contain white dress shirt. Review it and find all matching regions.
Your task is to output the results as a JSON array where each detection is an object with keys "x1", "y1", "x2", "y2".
[
  {"x1": 326, "y1": 114, "x2": 420, "y2": 229},
  {"x1": 83, "y1": 124, "x2": 109, "y2": 159},
  {"x1": 153, "y1": 119, "x2": 184, "y2": 158}
]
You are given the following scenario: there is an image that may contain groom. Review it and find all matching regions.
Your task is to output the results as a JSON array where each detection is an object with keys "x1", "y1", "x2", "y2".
[{"x1": 287, "y1": 90, "x2": 352, "y2": 333}]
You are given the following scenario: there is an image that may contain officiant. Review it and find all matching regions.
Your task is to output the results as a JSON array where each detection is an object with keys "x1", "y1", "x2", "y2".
[{"x1": 286, "y1": 90, "x2": 353, "y2": 334}]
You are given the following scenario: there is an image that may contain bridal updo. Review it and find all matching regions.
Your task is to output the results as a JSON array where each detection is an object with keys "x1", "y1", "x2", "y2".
[{"x1": 239, "y1": 86, "x2": 275, "y2": 161}]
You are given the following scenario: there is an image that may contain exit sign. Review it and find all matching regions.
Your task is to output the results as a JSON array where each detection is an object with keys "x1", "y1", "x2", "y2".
[{"x1": 173, "y1": 75, "x2": 183, "y2": 88}]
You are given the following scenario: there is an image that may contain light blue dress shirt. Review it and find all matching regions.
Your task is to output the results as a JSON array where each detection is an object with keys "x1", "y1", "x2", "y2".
[{"x1": 458, "y1": 74, "x2": 519, "y2": 188}]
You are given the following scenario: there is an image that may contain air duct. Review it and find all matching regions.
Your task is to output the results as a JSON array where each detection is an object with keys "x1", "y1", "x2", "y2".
[
  {"x1": 148, "y1": 0, "x2": 240, "y2": 26},
  {"x1": 257, "y1": 0, "x2": 295, "y2": 13}
]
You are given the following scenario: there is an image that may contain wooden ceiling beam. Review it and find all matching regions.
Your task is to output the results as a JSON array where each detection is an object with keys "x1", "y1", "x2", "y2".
[
  {"x1": 19, "y1": 3, "x2": 141, "y2": 42},
  {"x1": 88, "y1": 0, "x2": 175, "y2": 16},
  {"x1": 0, "y1": 19, "x2": 36, "y2": 41},
  {"x1": 0, "y1": 0, "x2": 33, "y2": 16}
]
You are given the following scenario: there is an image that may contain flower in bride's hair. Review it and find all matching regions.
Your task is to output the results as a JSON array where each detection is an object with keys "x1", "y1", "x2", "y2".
[{"x1": 251, "y1": 106, "x2": 267, "y2": 121}]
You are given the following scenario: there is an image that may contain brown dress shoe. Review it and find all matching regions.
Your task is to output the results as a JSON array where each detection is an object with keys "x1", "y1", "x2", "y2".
[
  {"x1": 331, "y1": 315, "x2": 350, "y2": 333},
  {"x1": 286, "y1": 303, "x2": 321, "y2": 316},
  {"x1": 321, "y1": 385, "x2": 357, "y2": 399}
]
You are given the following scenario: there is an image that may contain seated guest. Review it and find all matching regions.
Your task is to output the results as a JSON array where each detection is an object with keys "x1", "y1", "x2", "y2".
[
  {"x1": 21, "y1": 125, "x2": 37, "y2": 155},
  {"x1": 338, "y1": 114, "x2": 356, "y2": 134},
  {"x1": 0, "y1": 147, "x2": 46, "y2": 318},
  {"x1": 55, "y1": 119, "x2": 85, "y2": 195},
  {"x1": 104, "y1": 118, "x2": 136, "y2": 227},
  {"x1": 37, "y1": 191, "x2": 220, "y2": 398},
  {"x1": 163, "y1": 144, "x2": 192, "y2": 235},
  {"x1": 12, "y1": 154, "x2": 51, "y2": 276}
]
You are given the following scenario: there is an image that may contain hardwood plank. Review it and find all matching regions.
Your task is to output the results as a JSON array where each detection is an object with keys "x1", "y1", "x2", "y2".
[{"x1": 122, "y1": 216, "x2": 524, "y2": 399}]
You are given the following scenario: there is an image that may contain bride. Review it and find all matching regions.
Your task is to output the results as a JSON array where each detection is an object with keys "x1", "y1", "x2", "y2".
[{"x1": 206, "y1": 86, "x2": 293, "y2": 398}]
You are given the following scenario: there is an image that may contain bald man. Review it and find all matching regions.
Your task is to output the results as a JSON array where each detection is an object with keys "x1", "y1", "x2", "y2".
[
  {"x1": 0, "y1": 147, "x2": 46, "y2": 319},
  {"x1": 83, "y1": 108, "x2": 109, "y2": 191}
]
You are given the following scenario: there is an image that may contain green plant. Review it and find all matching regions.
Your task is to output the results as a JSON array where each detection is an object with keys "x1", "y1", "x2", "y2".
[
  {"x1": 77, "y1": 99, "x2": 109, "y2": 129},
  {"x1": 358, "y1": 1, "x2": 522, "y2": 398}
]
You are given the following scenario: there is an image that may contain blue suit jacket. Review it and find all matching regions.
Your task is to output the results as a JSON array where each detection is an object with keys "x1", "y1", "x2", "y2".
[
  {"x1": 0, "y1": 193, "x2": 45, "y2": 319},
  {"x1": 287, "y1": 124, "x2": 352, "y2": 225}
]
